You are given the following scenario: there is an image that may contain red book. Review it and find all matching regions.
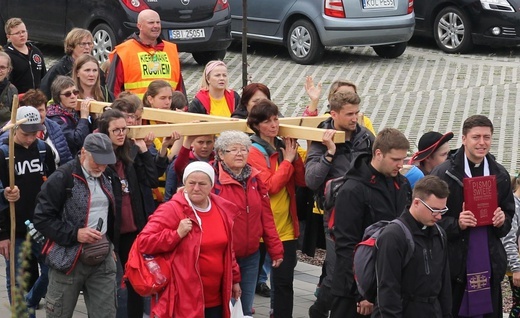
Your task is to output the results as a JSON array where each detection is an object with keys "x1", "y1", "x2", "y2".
[{"x1": 463, "y1": 175, "x2": 497, "y2": 226}]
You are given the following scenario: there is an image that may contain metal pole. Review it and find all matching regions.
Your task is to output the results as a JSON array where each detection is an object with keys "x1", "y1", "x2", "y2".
[{"x1": 241, "y1": 0, "x2": 248, "y2": 89}]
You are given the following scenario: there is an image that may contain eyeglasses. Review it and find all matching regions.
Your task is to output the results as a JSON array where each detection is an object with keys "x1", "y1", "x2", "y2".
[
  {"x1": 0, "y1": 66, "x2": 9, "y2": 71},
  {"x1": 9, "y1": 30, "x2": 27, "y2": 36},
  {"x1": 78, "y1": 42, "x2": 94, "y2": 48},
  {"x1": 111, "y1": 127, "x2": 128, "y2": 135},
  {"x1": 60, "y1": 89, "x2": 80, "y2": 98},
  {"x1": 418, "y1": 198, "x2": 449, "y2": 216},
  {"x1": 224, "y1": 148, "x2": 248, "y2": 155}
]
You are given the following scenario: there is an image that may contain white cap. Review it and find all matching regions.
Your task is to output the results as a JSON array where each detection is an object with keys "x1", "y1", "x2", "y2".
[{"x1": 183, "y1": 161, "x2": 215, "y2": 187}]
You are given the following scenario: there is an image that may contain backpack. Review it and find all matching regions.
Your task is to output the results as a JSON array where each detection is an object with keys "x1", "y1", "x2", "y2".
[
  {"x1": 124, "y1": 238, "x2": 171, "y2": 297},
  {"x1": 353, "y1": 219, "x2": 445, "y2": 303},
  {"x1": 322, "y1": 174, "x2": 369, "y2": 237}
]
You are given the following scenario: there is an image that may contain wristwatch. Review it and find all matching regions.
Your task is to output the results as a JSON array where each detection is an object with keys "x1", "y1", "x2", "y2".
[{"x1": 325, "y1": 151, "x2": 334, "y2": 160}]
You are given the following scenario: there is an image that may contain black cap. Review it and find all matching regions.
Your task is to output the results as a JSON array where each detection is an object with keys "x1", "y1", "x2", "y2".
[{"x1": 410, "y1": 131, "x2": 454, "y2": 163}]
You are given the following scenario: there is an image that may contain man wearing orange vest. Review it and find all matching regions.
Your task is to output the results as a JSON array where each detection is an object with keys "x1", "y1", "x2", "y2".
[{"x1": 107, "y1": 9, "x2": 185, "y2": 99}]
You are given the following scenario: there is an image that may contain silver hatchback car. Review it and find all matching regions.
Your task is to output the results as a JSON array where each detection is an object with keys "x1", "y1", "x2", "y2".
[{"x1": 229, "y1": 0, "x2": 415, "y2": 64}]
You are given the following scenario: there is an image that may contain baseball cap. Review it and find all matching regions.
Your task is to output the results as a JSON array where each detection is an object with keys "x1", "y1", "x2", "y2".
[
  {"x1": 16, "y1": 106, "x2": 45, "y2": 133},
  {"x1": 83, "y1": 133, "x2": 116, "y2": 165},
  {"x1": 410, "y1": 131, "x2": 454, "y2": 163}
]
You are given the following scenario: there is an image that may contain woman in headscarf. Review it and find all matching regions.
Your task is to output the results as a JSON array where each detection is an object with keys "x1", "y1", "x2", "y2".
[{"x1": 137, "y1": 161, "x2": 241, "y2": 318}]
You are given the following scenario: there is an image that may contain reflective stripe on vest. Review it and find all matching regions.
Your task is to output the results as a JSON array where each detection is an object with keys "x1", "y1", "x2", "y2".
[{"x1": 114, "y1": 40, "x2": 181, "y2": 98}]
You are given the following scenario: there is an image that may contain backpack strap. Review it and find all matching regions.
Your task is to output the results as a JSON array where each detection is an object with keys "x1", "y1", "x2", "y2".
[{"x1": 391, "y1": 219, "x2": 415, "y2": 266}]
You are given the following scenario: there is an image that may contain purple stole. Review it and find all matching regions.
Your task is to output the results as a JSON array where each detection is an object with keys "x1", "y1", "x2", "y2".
[{"x1": 459, "y1": 161, "x2": 494, "y2": 317}]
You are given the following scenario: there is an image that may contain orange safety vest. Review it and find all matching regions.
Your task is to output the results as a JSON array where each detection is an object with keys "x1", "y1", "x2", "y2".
[{"x1": 110, "y1": 39, "x2": 181, "y2": 98}]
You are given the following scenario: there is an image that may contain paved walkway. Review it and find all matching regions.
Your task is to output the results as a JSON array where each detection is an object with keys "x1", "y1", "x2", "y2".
[{"x1": 0, "y1": 260, "x2": 321, "y2": 317}]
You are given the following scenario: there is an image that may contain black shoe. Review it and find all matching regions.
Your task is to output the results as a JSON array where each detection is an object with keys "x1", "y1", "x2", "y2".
[
  {"x1": 255, "y1": 282, "x2": 271, "y2": 297},
  {"x1": 308, "y1": 302, "x2": 329, "y2": 318}
]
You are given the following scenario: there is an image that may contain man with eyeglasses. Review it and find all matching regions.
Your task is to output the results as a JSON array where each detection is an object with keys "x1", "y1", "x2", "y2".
[
  {"x1": 3, "y1": 17, "x2": 47, "y2": 93},
  {"x1": 373, "y1": 175, "x2": 452, "y2": 317},
  {"x1": 330, "y1": 128, "x2": 412, "y2": 318},
  {"x1": 431, "y1": 114, "x2": 514, "y2": 318}
]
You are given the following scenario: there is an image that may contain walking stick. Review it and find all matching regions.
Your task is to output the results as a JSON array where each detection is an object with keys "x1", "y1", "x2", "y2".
[{"x1": 2, "y1": 95, "x2": 22, "y2": 304}]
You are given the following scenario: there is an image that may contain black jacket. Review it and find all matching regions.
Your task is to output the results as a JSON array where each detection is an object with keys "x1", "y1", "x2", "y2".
[
  {"x1": 373, "y1": 211, "x2": 452, "y2": 318},
  {"x1": 431, "y1": 146, "x2": 514, "y2": 317},
  {"x1": 39, "y1": 54, "x2": 108, "y2": 100},
  {"x1": 4, "y1": 42, "x2": 46, "y2": 93},
  {"x1": 39, "y1": 54, "x2": 73, "y2": 99},
  {"x1": 331, "y1": 153, "x2": 412, "y2": 298},
  {"x1": 107, "y1": 144, "x2": 159, "y2": 240}
]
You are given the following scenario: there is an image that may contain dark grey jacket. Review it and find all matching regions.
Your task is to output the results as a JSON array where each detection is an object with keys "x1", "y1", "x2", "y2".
[{"x1": 305, "y1": 117, "x2": 374, "y2": 191}]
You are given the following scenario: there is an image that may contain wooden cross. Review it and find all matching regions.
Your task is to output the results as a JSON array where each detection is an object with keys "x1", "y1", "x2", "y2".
[
  {"x1": 79, "y1": 100, "x2": 346, "y2": 143},
  {"x1": 0, "y1": 95, "x2": 27, "y2": 304}
]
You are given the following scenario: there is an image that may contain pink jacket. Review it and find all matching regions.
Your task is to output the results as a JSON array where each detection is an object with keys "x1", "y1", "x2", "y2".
[{"x1": 137, "y1": 192, "x2": 241, "y2": 318}]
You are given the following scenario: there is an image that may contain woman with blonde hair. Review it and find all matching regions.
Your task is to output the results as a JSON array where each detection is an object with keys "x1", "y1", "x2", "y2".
[
  {"x1": 40, "y1": 28, "x2": 99, "y2": 99},
  {"x1": 188, "y1": 60, "x2": 240, "y2": 117}
]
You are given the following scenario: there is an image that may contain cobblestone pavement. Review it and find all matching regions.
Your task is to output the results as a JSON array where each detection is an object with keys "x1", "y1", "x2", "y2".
[
  {"x1": 31, "y1": 39, "x2": 519, "y2": 317},
  {"x1": 42, "y1": 39, "x2": 520, "y2": 171},
  {"x1": 181, "y1": 40, "x2": 520, "y2": 173}
]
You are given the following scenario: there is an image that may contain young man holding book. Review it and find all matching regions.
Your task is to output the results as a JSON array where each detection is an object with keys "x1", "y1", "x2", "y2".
[{"x1": 431, "y1": 115, "x2": 515, "y2": 317}]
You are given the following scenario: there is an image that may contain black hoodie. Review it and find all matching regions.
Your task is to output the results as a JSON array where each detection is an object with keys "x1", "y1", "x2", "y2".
[{"x1": 3, "y1": 41, "x2": 47, "y2": 93}]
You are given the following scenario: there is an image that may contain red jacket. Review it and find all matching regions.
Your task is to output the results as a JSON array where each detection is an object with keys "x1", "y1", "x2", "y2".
[
  {"x1": 247, "y1": 141, "x2": 306, "y2": 239},
  {"x1": 214, "y1": 162, "x2": 284, "y2": 260},
  {"x1": 189, "y1": 89, "x2": 239, "y2": 115},
  {"x1": 137, "y1": 192, "x2": 241, "y2": 318}
]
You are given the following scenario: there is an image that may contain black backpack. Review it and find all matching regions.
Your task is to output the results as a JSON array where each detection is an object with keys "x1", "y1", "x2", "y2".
[{"x1": 353, "y1": 219, "x2": 445, "y2": 303}]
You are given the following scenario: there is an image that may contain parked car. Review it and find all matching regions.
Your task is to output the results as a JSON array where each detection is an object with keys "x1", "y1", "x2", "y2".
[
  {"x1": 414, "y1": 0, "x2": 520, "y2": 53},
  {"x1": 228, "y1": 0, "x2": 415, "y2": 65},
  {"x1": 0, "y1": 0, "x2": 232, "y2": 65}
]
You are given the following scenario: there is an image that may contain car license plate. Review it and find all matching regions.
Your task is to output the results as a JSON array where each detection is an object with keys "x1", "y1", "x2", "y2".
[
  {"x1": 363, "y1": 0, "x2": 395, "y2": 9},
  {"x1": 169, "y1": 29, "x2": 205, "y2": 40}
]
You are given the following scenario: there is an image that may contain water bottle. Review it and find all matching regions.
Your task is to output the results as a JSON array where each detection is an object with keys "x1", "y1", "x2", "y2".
[
  {"x1": 143, "y1": 254, "x2": 167, "y2": 285},
  {"x1": 25, "y1": 220, "x2": 45, "y2": 245}
]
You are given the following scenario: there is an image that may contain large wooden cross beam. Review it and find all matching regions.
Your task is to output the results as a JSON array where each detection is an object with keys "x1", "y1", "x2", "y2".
[{"x1": 79, "y1": 100, "x2": 344, "y2": 143}]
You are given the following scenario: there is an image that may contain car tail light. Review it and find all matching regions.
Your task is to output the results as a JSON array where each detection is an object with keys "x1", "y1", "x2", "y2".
[
  {"x1": 324, "y1": 0, "x2": 346, "y2": 18},
  {"x1": 408, "y1": 0, "x2": 414, "y2": 14},
  {"x1": 122, "y1": 0, "x2": 150, "y2": 12},
  {"x1": 215, "y1": 0, "x2": 229, "y2": 12}
]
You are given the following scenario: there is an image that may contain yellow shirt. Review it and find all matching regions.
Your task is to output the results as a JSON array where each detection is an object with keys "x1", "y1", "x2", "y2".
[
  {"x1": 270, "y1": 186, "x2": 295, "y2": 241},
  {"x1": 209, "y1": 96, "x2": 231, "y2": 117}
]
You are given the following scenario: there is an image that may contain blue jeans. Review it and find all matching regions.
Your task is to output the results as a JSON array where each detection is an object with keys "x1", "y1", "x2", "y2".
[
  {"x1": 5, "y1": 238, "x2": 49, "y2": 307},
  {"x1": 237, "y1": 250, "x2": 260, "y2": 316},
  {"x1": 258, "y1": 252, "x2": 272, "y2": 284}
]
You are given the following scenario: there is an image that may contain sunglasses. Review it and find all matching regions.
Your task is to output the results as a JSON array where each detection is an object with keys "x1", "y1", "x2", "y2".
[
  {"x1": 418, "y1": 198, "x2": 449, "y2": 216},
  {"x1": 60, "y1": 89, "x2": 80, "y2": 98}
]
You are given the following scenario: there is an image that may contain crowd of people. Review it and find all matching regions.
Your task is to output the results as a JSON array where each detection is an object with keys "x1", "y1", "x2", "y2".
[{"x1": 0, "y1": 8, "x2": 519, "y2": 318}]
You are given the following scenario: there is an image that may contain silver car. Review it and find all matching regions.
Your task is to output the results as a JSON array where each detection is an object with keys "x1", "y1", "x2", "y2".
[{"x1": 229, "y1": 0, "x2": 415, "y2": 64}]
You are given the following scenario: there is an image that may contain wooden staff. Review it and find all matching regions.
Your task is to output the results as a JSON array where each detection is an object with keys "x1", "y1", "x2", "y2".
[{"x1": 7, "y1": 95, "x2": 19, "y2": 303}]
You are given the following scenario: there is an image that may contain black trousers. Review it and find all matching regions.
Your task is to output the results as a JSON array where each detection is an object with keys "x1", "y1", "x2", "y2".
[
  {"x1": 330, "y1": 295, "x2": 370, "y2": 318},
  {"x1": 119, "y1": 231, "x2": 144, "y2": 318},
  {"x1": 272, "y1": 239, "x2": 298, "y2": 318}
]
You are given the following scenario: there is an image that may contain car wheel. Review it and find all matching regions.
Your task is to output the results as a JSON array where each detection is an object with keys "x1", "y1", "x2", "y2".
[
  {"x1": 372, "y1": 42, "x2": 407, "y2": 58},
  {"x1": 91, "y1": 23, "x2": 116, "y2": 63},
  {"x1": 191, "y1": 50, "x2": 227, "y2": 66},
  {"x1": 286, "y1": 19, "x2": 324, "y2": 65},
  {"x1": 433, "y1": 6, "x2": 473, "y2": 53}
]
